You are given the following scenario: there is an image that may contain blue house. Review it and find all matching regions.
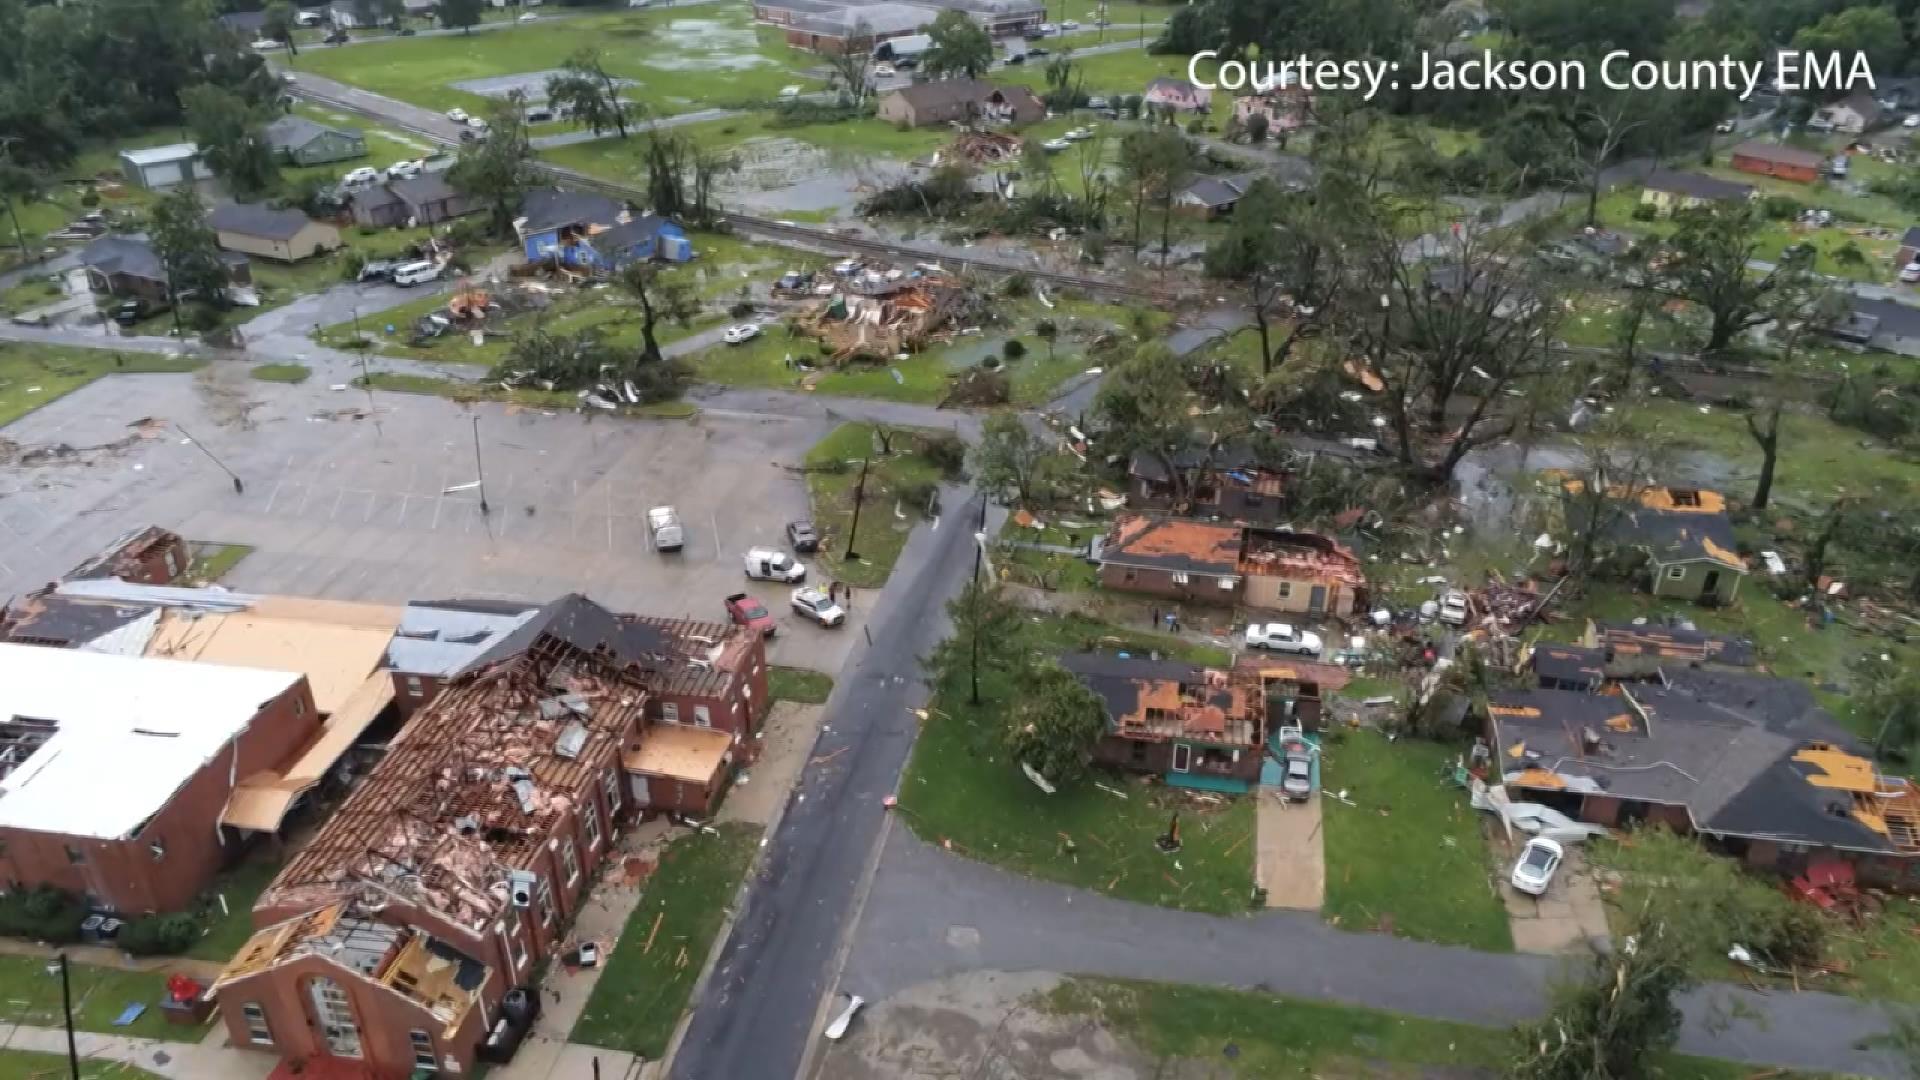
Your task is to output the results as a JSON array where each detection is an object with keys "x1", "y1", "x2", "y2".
[{"x1": 514, "y1": 188, "x2": 692, "y2": 271}]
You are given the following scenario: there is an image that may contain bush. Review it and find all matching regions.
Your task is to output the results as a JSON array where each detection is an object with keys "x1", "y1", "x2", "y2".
[
  {"x1": 184, "y1": 303, "x2": 223, "y2": 332},
  {"x1": 1002, "y1": 338, "x2": 1027, "y2": 360},
  {"x1": 894, "y1": 477, "x2": 940, "y2": 516},
  {"x1": 1630, "y1": 202, "x2": 1658, "y2": 222},
  {"x1": 1758, "y1": 194, "x2": 1804, "y2": 220},
  {"x1": 79, "y1": 188, "x2": 100, "y2": 208},
  {"x1": 918, "y1": 430, "x2": 967, "y2": 478},
  {"x1": 728, "y1": 300, "x2": 756, "y2": 318},
  {"x1": 1001, "y1": 272, "x2": 1032, "y2": 298},
  {"x1": 340, "y1": 250, "x2": 367, "y2": 282},
  {"x1": 0, "y1": 886, "x2": 85, "y2": 943},
  {"x1": 117, "y1": 912, "x2": 201, "y2": 957}
]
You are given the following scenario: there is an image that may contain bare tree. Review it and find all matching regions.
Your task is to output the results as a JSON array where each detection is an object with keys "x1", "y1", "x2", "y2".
[{"x1": 822, "y1": 22, "x2": 875, "y2": 105}]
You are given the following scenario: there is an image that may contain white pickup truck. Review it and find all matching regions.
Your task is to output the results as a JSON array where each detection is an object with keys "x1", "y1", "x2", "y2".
[{"x1": 648, "y1": 506, "x2": 684, "y2": 552}]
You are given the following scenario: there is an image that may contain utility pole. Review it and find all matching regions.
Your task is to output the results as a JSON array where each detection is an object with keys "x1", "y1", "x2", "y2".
[
  {"x1": 843, "y1": 456, "x2": 870, "y2": 561},
  {"x1": 56, "y1": 954, "x2": 78, "y2": 1080},
  {"x1": 470, "y1": 414, "x2": 490, "y2": 515},
  {"x1": 174, "y1": 423, "x2": 244, "y2": 493},
  {"x1": 968, "y1": 494, "x2": 988, "y2": 706}
]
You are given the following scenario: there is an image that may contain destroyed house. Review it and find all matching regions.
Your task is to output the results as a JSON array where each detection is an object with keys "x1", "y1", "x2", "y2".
[
  {"x1": 62, "y1": 525, "x2": 191, "y2": 585},
  {"x1": 1564, "y1": 481, "x2": 1748, "y2": 604},
  {"x1": 797, "y1": 275, "x2": 969, "y2": 362},
  {"x1": 1235, "y1": 654, "x2": 1350, "y2": 731},
  {"x1": 514, "y1": 188, "x2": 690, "y2": 269},
  {"x1": 1487, "y1": 677, "x2": 1920, "y2": 887},
  {"x1": 1097, "y1": 514, "x2": 1365, "y2": 616},
  {"x1": 214, "y1": 633, "x2": 648, "y2": 1078},
  {"x1": 1060, "y1": 653, "x2": 1266, "y2": 793},
  {"x1": 0, "y1": 644, "x2": 319, "y2": 914},
  {"x1": 1127, "y1": 447, "x2": 1288, "y2": 523},
  {"x1": 1582, "y1": 620, "x2": 1755, "y2": 669},
  {"x1": 1526, "y1": 643, "x2": 1607, "y2": 693}
]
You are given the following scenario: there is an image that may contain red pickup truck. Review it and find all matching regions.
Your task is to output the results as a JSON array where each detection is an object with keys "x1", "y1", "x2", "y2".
[{"x1": 725, "y1": 592, "x2": 775, "y2": 636}]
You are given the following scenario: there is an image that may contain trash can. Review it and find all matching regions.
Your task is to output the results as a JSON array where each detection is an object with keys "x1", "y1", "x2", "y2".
[
  {"x1": 97, "y1": 918, "x2": 123, "y2": 942},
  {"x1": 79, "y1": 915, "x2": 104, "y2": 943}
]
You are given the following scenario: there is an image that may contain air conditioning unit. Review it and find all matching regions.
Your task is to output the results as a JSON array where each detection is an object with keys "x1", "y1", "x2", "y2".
[{"x1": 506, "y1": 869, "x2": 537, "y2": 910}]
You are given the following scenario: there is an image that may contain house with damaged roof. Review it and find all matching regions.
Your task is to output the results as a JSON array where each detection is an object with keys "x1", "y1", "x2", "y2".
[
  {"x1": 1563, "y1": 480, "x2": 1748, "y2": 604},
  {"x1": 1486, "y1": 673, "x2": 1920, "y2": 887},
  {"x1": 1525, "y1": 621, "x2": 1755, "y2": 691},
  {"x1": 1127, "y1": 447, "x2": 1289, "y2": 524},
  {"x1": 1096, "y1": 513, "x2": 1366, "y2": 616},
  {"x1": 209, "y1": 604, "x2": 759, "y2": 1078}
]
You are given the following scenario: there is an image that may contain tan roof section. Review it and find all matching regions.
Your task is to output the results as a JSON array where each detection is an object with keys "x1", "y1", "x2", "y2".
[
  {"x1": 624, "y1": 724, "x2": 732, "y2": 783},
  {"x1": 145, "y1": 598, "x2": 401, "y2": 714},
  {"x1": 222, "y1": 673, "x2": 396, "y2": 833}
]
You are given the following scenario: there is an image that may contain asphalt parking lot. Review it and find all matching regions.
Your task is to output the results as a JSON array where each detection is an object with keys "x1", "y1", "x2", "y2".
[{"x1": 0, "y1": 363, "x2": 859, "y2": 671}]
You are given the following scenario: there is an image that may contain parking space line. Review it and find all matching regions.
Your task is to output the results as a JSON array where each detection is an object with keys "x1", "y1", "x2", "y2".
[
  {"x1": 431, "y1": 471, "x2": 447, "y2": 530},
  {"x1": 711, "y1": 511, "x2": 721, "y2": 559},
  {"x1": 262, "y1": 453, "x2": 293, "y2": 514},
  {"x1": 363, "y1": 491, "x2": 378, "y2": 522},
  {"x1": 329, "y1": 487, "x2": 349, "y2": 520}
]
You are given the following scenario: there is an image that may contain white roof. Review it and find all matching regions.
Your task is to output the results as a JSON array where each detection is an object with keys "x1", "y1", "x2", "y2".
[
  {"x1": 0, "y1": 644, "x2": 299, "y2": 840},
  {"x1": 120, "y1": 143, "x2": 200, "y2": 167}
]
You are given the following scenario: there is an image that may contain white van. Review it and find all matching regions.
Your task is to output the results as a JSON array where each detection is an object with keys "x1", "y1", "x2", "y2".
[
  {"x1": 743, "y1": 548, "x2": 806, "y2": 582},
  {"x1": 391, "y1": 261, "x2": 441, "y2": 287},
  {"x1": 648, "y1": 506, "x2": 684, "y2": 552},
  {"x1": 778, "y1": 85, "x2": 804, "y2": 101}
]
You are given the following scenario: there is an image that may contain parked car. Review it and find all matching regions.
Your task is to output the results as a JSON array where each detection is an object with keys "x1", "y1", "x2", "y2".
[
  {"x1": 1907, "y1": 113, "x2": 1920, "y2": 128},
  {"x1": 112, "y1": 297, "x2": 167, "y2": 326},
  {"x1": 873, "y1": 61, "x2": 895, "y2": 77},
  {"x1": 743, "y1": 547, "x2": 806, "y2": 583},
  {"x1": 778, "y1": 85, "x2": 804, "y2": 101},
  {"x1": 1901, "y1": 261, "x2": 1920, "y2": 283},
  {"x1": 391, "y1": 260, "x2": 441, "y2": 287},
  {"x1": 517, "y1": 10, "x2": 539, "y2": 20},
  {"x1": 1027, "y1": 46, "x2": 1048, "y2": 57},
  {"x1": 341, "y1": 166, "x2": 383, "y2": 187},
  {"x1": 786, "y1": 520, "x2": 819, "y2": 552},
  {"x1": 725, "y1": 592, "x2": 776, "y2": 636},
  {"x1": 1064, "y1": 126, "x2": 1092, "y2": 140},
  {"x1": 1023, "y1": 27, "x2": 1045, "y2": 40},
  {"x1": 1509, "y1": 837, "x2": 1564, "y2": 896},
  {"x1": 1004, "y1": 52, "x2": 1024, "y2": 65},
  {"x1": 1086, "y1": 95, "x2": 1109, "y2": 109},
  {"x1": 295, "y1": 10, "x2": 325, "y2": 25},
  {"x1": 1278, "y1": 732, "x2": 1314, "y2": 801},
  {"x1": 357, "y1": 259, "x2": 400, "y2": 283},
  {"x1": 477, "y1": 986, "x2": 541, "y2": 1064},
  {"x1": 1437, "y1": 590, "x2": 1470, "y2": 627},
  {"x1": 1828, "y1": 155, "x2": 1850, "y2": 178},
  {"x1": 791, "y1": 587, "x2": 846, "y2": 627},
  {"x1": 1060, "y1": 19, "x2": 1079, "y2": 29},
  {"x1": 447, "y1": 107, "x2": 470, "y2": 123},
  {"x1": 723, "y1": 323, "x2": 760, "y2": 344},
  {"x1": 324, "y1": 29, "x2": 349, "y2": 43},
  {"x1": 249, "y1": 38, "x2": 283, "y2": 50},
  {"x1": 386, "y1": 159, "x2": 423, "y2": 180},
  {"x1": 1243, "y1": 623, "x2": 1323, "y2": 656},
  {"x1": 1038, "y1": 21, "x2": 1057, "y2": 33},
  {"x1": 1041, "y1": 138, "x2": 1070, "y2": 152},
  {"x1": 1714, "y1": 118, "x2": 1736, "y2": 133},
  {"x1": 648, "y1": 505, "x2": 684, "y2": 552}
]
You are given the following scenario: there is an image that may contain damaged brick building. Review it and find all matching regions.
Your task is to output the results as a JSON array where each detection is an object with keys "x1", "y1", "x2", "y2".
[{"x1": 1096, "y1": 514, "x2": 1366, "y2": 616}]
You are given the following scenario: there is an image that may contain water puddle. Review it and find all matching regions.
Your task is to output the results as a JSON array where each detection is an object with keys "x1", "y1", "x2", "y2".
[{"x1": 646, "y1": 20, "x2": 773, "y2": 70}]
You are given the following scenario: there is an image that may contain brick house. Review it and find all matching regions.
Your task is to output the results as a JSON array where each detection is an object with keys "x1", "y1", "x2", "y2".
[
  {"x1": 1232, "y1": 86, "x2": 1312, "y2": 132},
  {"x1": 63, "y1": 525, "x2": 192, "y2": 585},
  {"x1": 0, "y1": 644, "x2": 319, "y2": 914},
  {"x1": 1061, "y1": 653, "x2": 1268, "y2": 793},
  {"x1": 1096, "y1": 514, "x2": 1365, "y2": 616},
  {"x1": 210, "y1": 632, "x2": 648, "y2": 1078},
  {"x1": 875, "y1": 79, "x2": 1045, "y2": 128},
  {"x1": 1128, "y1": 449, "x2": 1290, "y2": 523},
  {"x1": 1486, "y1": 671, "x2": 1920, "y2": 889},
  {"x1": 1728, "y1": 141, "x2": 1824, "y2": 183}
]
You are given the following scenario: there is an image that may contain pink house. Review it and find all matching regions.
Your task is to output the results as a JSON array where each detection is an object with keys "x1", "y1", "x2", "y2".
[
  {"x1": 1144, "y1": 77, "x2": 1211, "y2": 113},
  {"x1": 1233, "y1": 87, "x2": 1312, "y2": 132}
]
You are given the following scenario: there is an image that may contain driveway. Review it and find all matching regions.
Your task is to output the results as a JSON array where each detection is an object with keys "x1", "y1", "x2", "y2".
[
  {"x1": 0, "y1": 362, "x2": 859, "y2": 671},
  {"x1": 1255, "y1": 788, "x2": 1323, "y2": 910}
]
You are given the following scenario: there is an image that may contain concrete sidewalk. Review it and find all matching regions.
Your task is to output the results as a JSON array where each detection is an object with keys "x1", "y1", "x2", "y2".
[{"x1": 0, "y1": 1018, "x2": 269, "y2": 1080}]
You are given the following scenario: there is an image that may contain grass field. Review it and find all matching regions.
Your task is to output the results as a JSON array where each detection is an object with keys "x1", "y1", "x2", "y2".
[
  {"x1": 250, "y1": 362, "x2": 312, "y2": 383},
  {"x1": 570, "y1": 823, "x2": 760, "y2": 1058},
  {"x1": 181, "y1": 543, "x2": 256, "y2": 586},
  {"x1": 1319, "y1": 729, "x2": 1513, "y2": 952},
  {"x1": 0, "y1": 1051, "x2": 165, "y2": 1079},
  {"x1": 768, "y1": 666, "x2": 834, "y2": 704},
  {"x1": 899, "y1": 613, "x2": 1257, "y2": 913},
  {"x1": 1619, "y1": 399, "x2": 1920, "y2": 507},
  {"x1": 0, "y1": 344, "x2": 202, "y2": 427},
  {"x1": 298, "y1": 8, "x2": 818, "y2": 117},
  {"x1": 1046, "y1": 978, "x2": 1844, "y2": 1079},
  {"x1": 803, "y1": 423, "x2": 952, "y2": 587},
  {"x1": 0, "y1": 956, "x2": 183, "y2": 1041}
]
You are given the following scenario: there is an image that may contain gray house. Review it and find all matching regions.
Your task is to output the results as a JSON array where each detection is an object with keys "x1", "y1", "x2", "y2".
[
  {"x1": 119, "y1": 144, "x2": 209, "y2": 191},
  {"x1": 263, "y1": 116, "x2": 368, "y2": 166},
  {"x1": 349, "y1": 173, "x2": 481, "y2": 228},
  {"x1": 1830, "y1": 297, "x2": 1920, "y2": 358}
]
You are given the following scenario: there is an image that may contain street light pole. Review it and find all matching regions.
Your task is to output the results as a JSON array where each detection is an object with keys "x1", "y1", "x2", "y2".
[
  {"x1": 56, "y1": 954, "x2": 79, "y2": 1080},
  {"x1": 470, "y1": 414, "x2": 490, "y2": 515},
  {"x1": 968, "y1": 494, "x2": 988, "y2": 706},
  {"x1": 174, "y1": 423, "x2": 244, "y2": 494},
  {"x1": 843, "y1": 456, "x2": 870, "y2": 561}
]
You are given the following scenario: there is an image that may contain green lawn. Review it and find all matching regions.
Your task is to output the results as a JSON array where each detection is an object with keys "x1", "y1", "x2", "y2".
[
  {"x1": 1618, "y1": 400, "x2": 1920, "y2": 507},
  {"x1": 998, "y1": 514, "x2": 1103, "y2": 591},
  {"x1": 1319, "y1": 729, "x2": 1513, "y2": 951},
  {"x1": 998, "y1": 49, "x2": 1195, "y2": 98},
  {"x1": 298, "y1": 8, "x2": 819, "y2": 117},
  {"x1": 544, "y1": 115, "x2": 951, "y2": 183},
  {"x1": 899, "y1": 613, "x2": 1255, "y2": 913},
  {"x1": 1046, "y1": 977, "x2": 1843, "y2": 1079},
  {"x1": 181, "y1": 543, "x2": 255, "y2": 587},
  {"x1": 250, "y1": 362, "x2": 311, "y2": 383},
  {"x1": 186, "y1": 858, "x2": 282, "y2": 961},
  {"x1": 0, "y1": 1051, "x2": 165, "y2": 1079},
  {"x1": 803, "y1": 423, "x2": 950, "y2": 588},
  {"x1": 0, "y1": 344, "x2": 202, "y2": 427},
  {"x1": 1592, "y1": 189, "x2": 1900, "y2": 282},
  {"x1": 570, "y1": 823, "x2": 760, "y2": 1058},
  {"x1": 0, "y1": 956, "x2": 184, "y2": 1041},
  {"x1": 768, "y1": 666, "x2": 833, "y2": 704},
  {"x1": 0, "y1": 276, "x2": 66, "y2": 317}
]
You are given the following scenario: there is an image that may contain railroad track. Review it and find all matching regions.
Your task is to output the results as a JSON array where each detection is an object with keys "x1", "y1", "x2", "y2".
[{"x1": 287, "y1": 83, "x2": 1159, "y2": 301}]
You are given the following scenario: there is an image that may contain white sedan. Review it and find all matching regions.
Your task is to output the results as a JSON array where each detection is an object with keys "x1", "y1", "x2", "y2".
[
  {"x1": 1041, "y1": 138, "x2": 1070, "y2": 152},
  {"x1": 1901, "y1": 261, "x2": 1920, "y2": 284},
  {"x1": 341, "y1": 166, "x2": 384, "y2": 188},
  {"x1": 249, "y1": 38, "x2": 284, "y2": 50},
  {"x1": 517, "y1": 11, "x2": 539, "y2": 20},
  {"x1": 446, "y1": 108, "x2": 470, "y2": 123},
  {"x1": 1243, "y1": 623, "x2": 1323, "y2": 656},
  {"x1": 1510, "y1": 837, "x2": 1564, "y2": 896},
  {"x1": 723, "y1": 323, "x2": 761, "y2": 344}
]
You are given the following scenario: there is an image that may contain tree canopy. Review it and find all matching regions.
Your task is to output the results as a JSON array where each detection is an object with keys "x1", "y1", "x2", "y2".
[{"x1": 923, "y1": 9, "x2": 993, "y2": 79}]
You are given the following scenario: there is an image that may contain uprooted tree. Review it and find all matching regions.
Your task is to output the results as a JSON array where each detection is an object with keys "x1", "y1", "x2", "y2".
[
  {"x1": 615, "y1": 259, "x2": 700, "y2": 364},
  {"x1": 971, "y1": 413, "x2": 1067, "y2": 508},
  {"x1": 493, "y1": 327, "x2": 690, "y2": 402},
  {"x1": 546, "y1": 49, "x2": 635, "y2": 139},
  {"x1": 1003, "y1": 658, "x2": 1108, "y2": 787}
]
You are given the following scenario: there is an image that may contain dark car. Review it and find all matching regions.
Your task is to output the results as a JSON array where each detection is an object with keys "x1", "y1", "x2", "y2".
[
  {"x1": 112, "y1": 297, "x2": 167, "y2": 326},
  {"x1": 787, "y1": 520, "x2": 820, "y2": 552},
  {"x1": 1023, "y1": 27, "x2": 1045, "y2": 39},
  {"x1": 1027, "y1": 46, "x2": 1049, "y2": 57},
  {"x1": 324, "y1": 30, "x2": 349, "y2": 43},
  {"x1": 1004, "y1": 52, "x2": 1024, "y2": 64}
]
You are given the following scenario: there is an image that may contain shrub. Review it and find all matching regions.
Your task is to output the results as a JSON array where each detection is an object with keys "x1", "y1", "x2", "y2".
[
  {"x1": 1630, "y1": 202, "x2": 1658, "y2": 222},
  {"x1": 0, "y1": 886, "x2": 85, "y2": 943},
  {"x1": 79, "y1": 188, "x2": 100, "y2": 208},
  {"x1": 1758, "y1": 194, "x2": 1804, "y2": 220},
  {"x1": 1001, "y1": 272, "x2": 1032, "y2": 298},
  {"x1": 728, "y1": 300, "x2": 756, "y2": 318},
  {"x1": 894, "y1": 477, "x2": 940, "y2": 516},
  {"x1": 918, "y1": 430, "x2": 967, "y2": 478},
  {"x1": 1002, "y1": 338, "x2": 1027, "y2": 360},
  {"x1": 117, "y1": 912, "x2": 201, "y2": 956}
]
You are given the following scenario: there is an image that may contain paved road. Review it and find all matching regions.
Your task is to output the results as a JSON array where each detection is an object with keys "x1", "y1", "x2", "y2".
[{"x1": 843, "y1": 831, "x2": 1906, "y2": 1078}]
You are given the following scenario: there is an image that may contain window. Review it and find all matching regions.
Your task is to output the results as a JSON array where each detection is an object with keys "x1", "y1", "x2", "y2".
[
  {"x1": 581, "y1": 801, "x2": 601, "y2": 851},
  {"x1": 148, "y1": 840, "x2": 165, "y2": 862},
  {"x1": 241, "y1": 1003, "x2": 273, "y2": 1046},
  {"x1": 561, "y1": 838, "x2": 579, "y2": 887},
  {"x1": 1668, "y1": 488, "x2": 1702, "y2": 507},
  {"x1": 661, "y1": 702, "x2": 680, "y2": 723},
  {"x1": 1171, "y1": 743, "x2": 1192, "y2": 772},
  {"x1": 1665, "y1": 565, "x2": 1687, "y2": 580},
  {"x1": 1171, "y1": 571, "x2": 1190, "y2": 585},
  {"x1": 409, "y1": 1029, "x2": 437, "y2": 1071},
  {"x1": 1217, "y1": 576, "x2": 1237, "y2": 591},
  {"x1": 602, "y1": 769, "x2": 621, "y2": 813},
  {"x1": 1277, "y1": 581, "x2": 1292, "y2": 598},
  {"x1": 693, "y1": 705, "x2": 712, "y2": 728},
  {"x1": 294, "y1": 696, "x2": 305, "y2": 717},
  {"x1": 1123, "y1": 570, "x2": 1136, "y2": 582},
  {"x1": 404, "y1": 675, "x2": 424, "y2": 698},
  {"x1": 63, "y1": 846, "x2": 84, "y2": 865},
  {"x1": 1128, "y1": 740, "x2": 1147, "y2": 764},
  {"x1": 163, "y1": 550, "x2": 180, "y2": 577},
  {"x1": 501, "y1": 905, "x2": 526, "y2": 972},
  {"x1": 536, "y1": 876, "x2": 556, "y2": 929}
]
